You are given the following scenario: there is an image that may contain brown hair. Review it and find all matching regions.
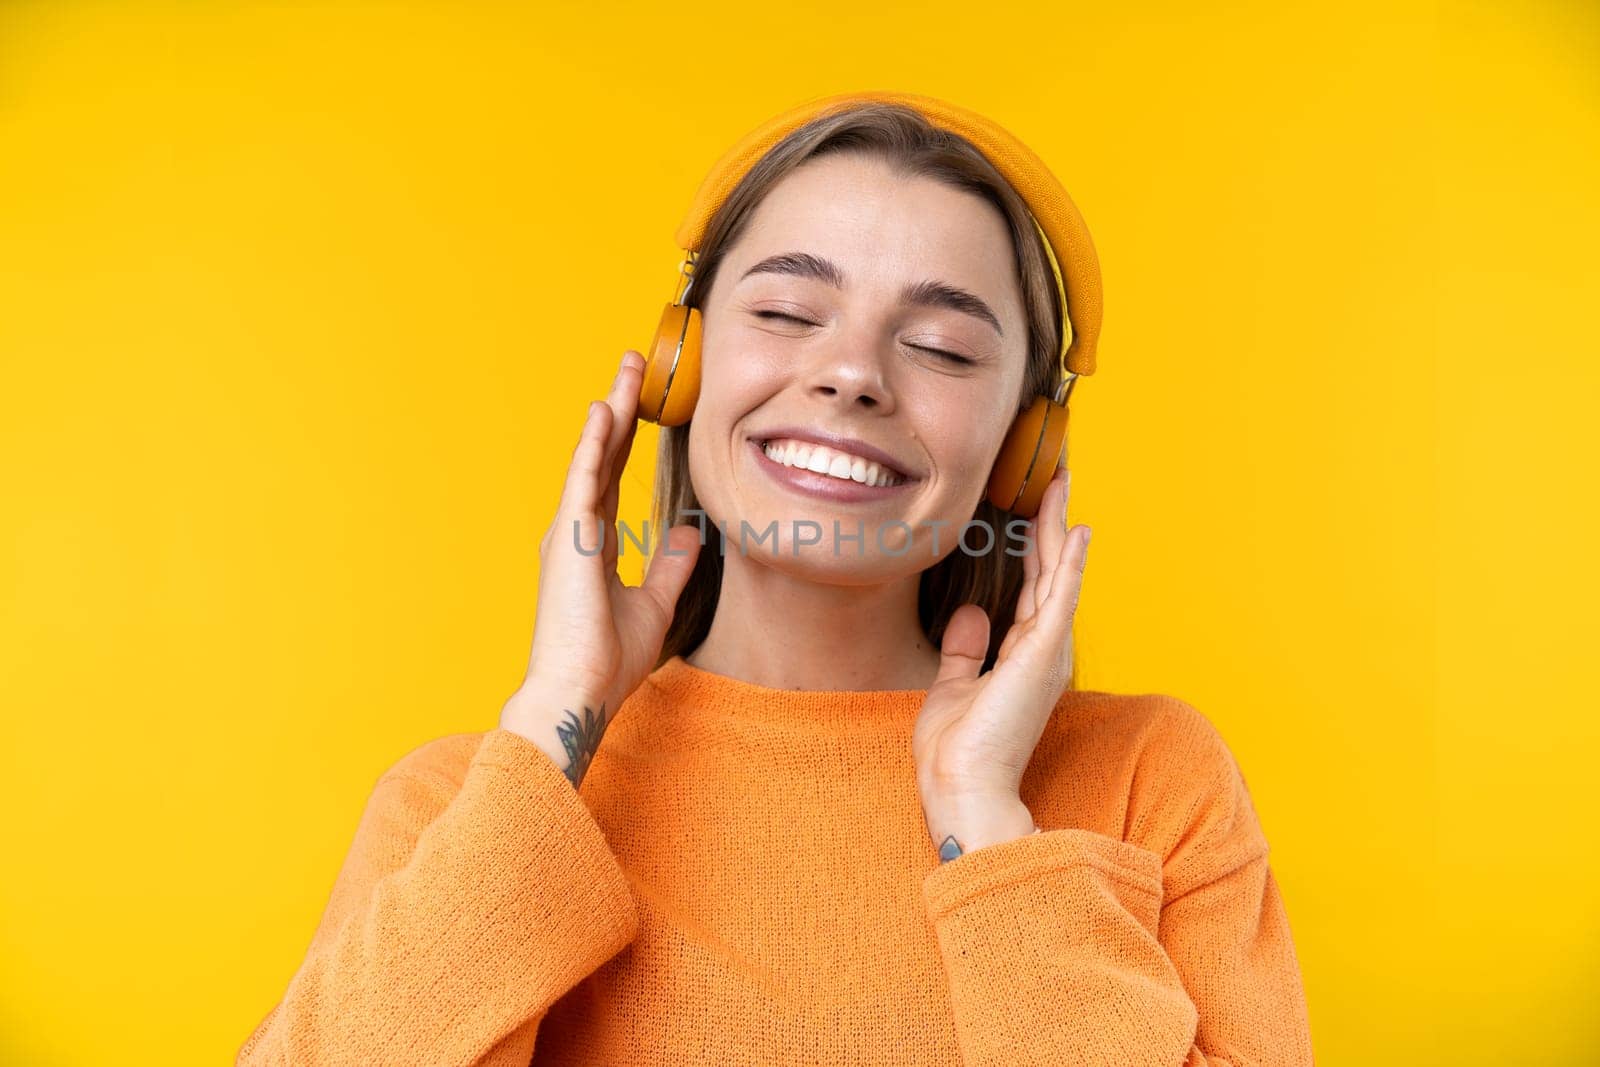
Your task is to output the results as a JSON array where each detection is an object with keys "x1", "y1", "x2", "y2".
[{"x1": 650, "y1": 101, "x2": 1080, "y2": 687}]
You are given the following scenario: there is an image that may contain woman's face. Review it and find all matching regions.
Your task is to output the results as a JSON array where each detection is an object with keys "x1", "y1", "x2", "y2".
[{"x1": 687, "y1": 151, "x2": 1031, "y2": 584}]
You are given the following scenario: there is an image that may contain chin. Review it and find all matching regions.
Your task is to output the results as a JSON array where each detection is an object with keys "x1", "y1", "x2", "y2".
[{"x1": 746, "y1": 540, "x2": 932, "y2": 587}]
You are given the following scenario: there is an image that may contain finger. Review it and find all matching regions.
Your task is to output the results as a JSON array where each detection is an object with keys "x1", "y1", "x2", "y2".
[
  {"x1": 1013, "y1": 515, "x2": 1041, "y2": 626},
  {"x1": 1036, "y1": 523, "x2": 1091, "y2": 641},
  {"x1": 933, "y1": 603, "x2": 990, "y2": 687},
  {"x1": 601, "y1": 351, "x2": 644, "y2": 504},
  {"x1": 559, "y1": 399, "x2": 614, "y2": 540},
  {"x1": 1032, "y1": 466, "x2": 1070, "y2": 608},
  {"x1": 592, "y1": 351, "x2": 637, "y2": 508},
  {"x1": 638, "y1": 523, "x2": 702, "y2": 625},
  {"x1": 603, "y1": 353, "x2": 648, "y2": 563},
  {"x1": 599, "y1": 413, "x2": 641, "y2": 551}
]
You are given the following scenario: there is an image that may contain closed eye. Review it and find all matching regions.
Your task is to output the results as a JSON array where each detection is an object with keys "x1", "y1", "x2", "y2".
[
  {"x1": 754, "y1": 310, "x2": 816, "y2": 326},
  {"x1": 907, "y1": 343, "x2": 974, "y2": 366},
  {"x1": 751, "y1": 310, "x2": 973, "y2": 365}
]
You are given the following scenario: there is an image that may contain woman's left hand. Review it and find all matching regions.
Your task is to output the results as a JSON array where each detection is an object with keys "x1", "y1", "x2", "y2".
[{"x1": 912, "y1": 463, "x2": 1091, "y2": 861}]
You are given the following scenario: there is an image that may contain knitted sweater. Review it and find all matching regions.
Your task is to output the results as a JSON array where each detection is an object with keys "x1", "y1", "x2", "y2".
[{"x1": 237, "y1": 655, "x2": 1313, "y2": 1066}]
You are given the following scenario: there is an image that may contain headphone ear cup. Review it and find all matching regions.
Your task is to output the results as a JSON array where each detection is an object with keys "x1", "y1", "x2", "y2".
[
  {"x1": 986, "y1": 394, "x2": 1070, "y2": 518},
  {"x1": 638, "y1": 303, "x2": 702, "y2": 426}
]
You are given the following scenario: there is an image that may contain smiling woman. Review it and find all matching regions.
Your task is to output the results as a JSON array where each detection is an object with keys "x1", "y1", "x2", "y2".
[
  {"x1": 237, "y1": 91, "x2": 1314, "y2": 1067},
  {"x1": 654, "y1": 102, "x2": 1072, "y2": 677}
]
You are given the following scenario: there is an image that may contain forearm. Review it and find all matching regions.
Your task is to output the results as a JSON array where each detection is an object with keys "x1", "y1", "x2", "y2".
[{"x1": 238, "y1": 731, "x2": 640, "y2": 1065}]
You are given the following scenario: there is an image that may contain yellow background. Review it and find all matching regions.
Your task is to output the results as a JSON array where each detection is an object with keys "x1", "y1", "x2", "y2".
[{"x1": 2, "y1": 1, "x2": 1595, "y2": 1063}]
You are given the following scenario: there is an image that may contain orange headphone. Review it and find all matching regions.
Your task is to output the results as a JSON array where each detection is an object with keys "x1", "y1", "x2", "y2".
[{"x1": 637, "y1": 89, "x2": 1103, "y2": 519}]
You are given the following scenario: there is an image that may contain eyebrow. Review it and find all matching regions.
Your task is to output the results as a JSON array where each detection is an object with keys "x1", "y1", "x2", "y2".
[{"x1": 738, "y1": 251, "x2": 1004, "y2": 338}]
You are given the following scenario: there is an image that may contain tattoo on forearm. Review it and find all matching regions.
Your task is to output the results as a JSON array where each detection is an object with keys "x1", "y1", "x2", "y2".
[
  {"x1": 554, "y1": 702, "x2": 606, "y2": 787},
  {"x1": 938, "y1": 835, "x2": 964, "y2": 863}
]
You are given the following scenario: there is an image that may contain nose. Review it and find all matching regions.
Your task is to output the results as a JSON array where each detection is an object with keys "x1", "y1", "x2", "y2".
[{"x1": 802, "y1": 332, "x2": 896, "y2": 413}]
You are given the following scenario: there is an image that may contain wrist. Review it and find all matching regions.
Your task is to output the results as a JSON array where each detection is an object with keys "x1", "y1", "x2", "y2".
[
  {"x1": 917, "y1": 758, "x2": 1024, "y2": 802},
  {"x1": 502, "y1": 680, "x2": 598, "y2": 719},
  {"x1": 921, "y1": 790, "x2": 1037, "y2": 861},
  {"x1": 499, "y1": 684, "x2": 612, "y2": 788}
]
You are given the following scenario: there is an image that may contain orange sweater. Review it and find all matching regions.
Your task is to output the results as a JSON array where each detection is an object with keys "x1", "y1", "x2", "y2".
[{"x1": 238, "y1": 656, "x2": 1313, "y2": 1066}]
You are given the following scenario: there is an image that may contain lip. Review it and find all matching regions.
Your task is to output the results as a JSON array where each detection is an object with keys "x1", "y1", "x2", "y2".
[
  {"x1": 750, "y1": 426, "x2": 919, "y2": 481},
  {"x1": 748, "y1": 438, "x2": 917, "y2": 504}
]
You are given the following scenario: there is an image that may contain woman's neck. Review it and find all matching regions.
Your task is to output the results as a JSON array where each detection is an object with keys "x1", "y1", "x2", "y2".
[{"x1": 686, "y1": 551, "x2": 942, "y2": 692}]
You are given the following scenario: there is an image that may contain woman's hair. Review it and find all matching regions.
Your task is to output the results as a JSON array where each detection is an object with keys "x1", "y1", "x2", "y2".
[{"x1": 650, "y1": 102, "x2": 1079, "y2": 686}]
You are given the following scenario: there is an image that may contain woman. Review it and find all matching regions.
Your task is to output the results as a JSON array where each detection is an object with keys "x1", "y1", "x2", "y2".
[{"x1": 238, "y1": 91, "x2": 1313, "y2": 1066}]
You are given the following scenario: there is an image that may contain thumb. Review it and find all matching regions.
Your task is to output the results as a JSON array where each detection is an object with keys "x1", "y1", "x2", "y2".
[
  {"x1": 934, "y1": 603, "x2": 990, "y2": 687},
  {"x1": 639, "y1": 523, "x2": 703, "y2": 624}
]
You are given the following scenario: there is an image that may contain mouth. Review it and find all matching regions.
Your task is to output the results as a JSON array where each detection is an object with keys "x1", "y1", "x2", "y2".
[
  {"x1": 748, "y1": 433, "x2": 919, "y2": 506},
  {"x1": 753, "y1": 435, "x2": 915, "y2": 488}
]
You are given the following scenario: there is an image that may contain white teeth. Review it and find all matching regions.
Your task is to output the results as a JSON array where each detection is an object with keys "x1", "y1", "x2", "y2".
[{"x1": 760, "y1": 438, "x2": 905, "y2": 487}]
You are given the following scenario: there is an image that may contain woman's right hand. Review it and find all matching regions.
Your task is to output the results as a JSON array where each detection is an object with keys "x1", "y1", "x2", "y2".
[{"x1": 500, "y1": 349, "x2": 702, "y2": 783}]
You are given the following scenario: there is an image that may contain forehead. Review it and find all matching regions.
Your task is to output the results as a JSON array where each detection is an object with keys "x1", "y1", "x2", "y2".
[{"x1": 732, "y1": 153, "x2": 1023, "y2": 299}]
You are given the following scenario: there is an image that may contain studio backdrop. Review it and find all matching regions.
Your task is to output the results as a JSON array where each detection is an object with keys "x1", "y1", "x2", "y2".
[{"x1": 1, "y1": 2, "x2": 1596, "y2": 1064}]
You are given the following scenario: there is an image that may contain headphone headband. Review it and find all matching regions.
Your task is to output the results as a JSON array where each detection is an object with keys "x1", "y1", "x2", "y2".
[{"x1": 671, "y1": 89, "x2": 1102, "y2": 378}]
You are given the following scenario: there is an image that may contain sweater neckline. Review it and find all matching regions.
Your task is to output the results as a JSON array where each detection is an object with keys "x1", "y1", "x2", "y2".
[{"x1": 646, "y1": 654, "x2": 929, "y2": 727}]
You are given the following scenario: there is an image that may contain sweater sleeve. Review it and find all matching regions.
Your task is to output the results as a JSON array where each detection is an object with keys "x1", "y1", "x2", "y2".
[
  {"x1": 921, "y1": 704, "x2": 1313, "y2": 1067},
  {"x1": 236, "y1": 728, "x2": 641, "y2": 1067}
]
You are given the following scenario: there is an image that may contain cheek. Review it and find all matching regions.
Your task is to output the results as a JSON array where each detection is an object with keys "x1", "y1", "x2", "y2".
[
  {"x1": 908, "y1": 386, "x2": 1017, "y2": 485},
  {"x1": 707, "y1": 323, "x2": 787, "y2": 390},
  {"x1": 684, "y1": 324, "x2": 775, "y2": 501},
  {"x1": 698, "y1": 321, "x2": 787, "y2": 408}
]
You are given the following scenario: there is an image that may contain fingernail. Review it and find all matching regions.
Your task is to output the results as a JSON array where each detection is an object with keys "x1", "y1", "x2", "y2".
[{"x1": 1083, "y1": 526, "x2": 1092, "y2": 547}]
